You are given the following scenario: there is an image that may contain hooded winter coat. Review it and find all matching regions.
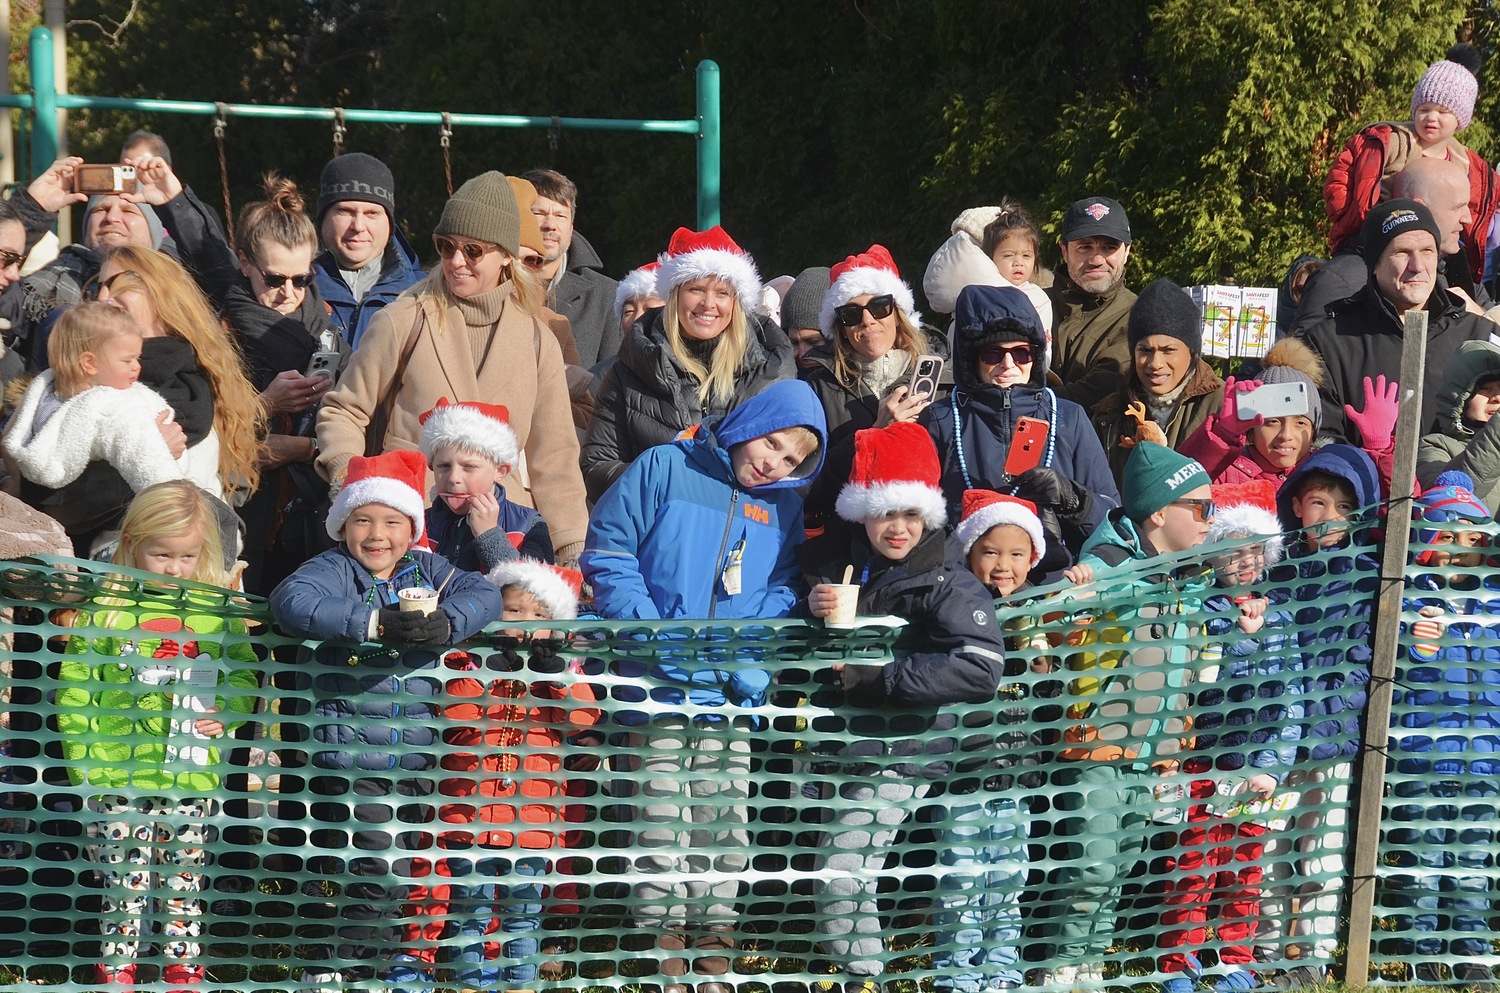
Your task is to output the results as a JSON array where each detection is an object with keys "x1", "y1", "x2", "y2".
[
  {"x1": 921, "y1": 226, "x2": 1053, "y2": 333},
  {"x1": 925, "y1": 285, "x2": 1119, "y2": 550},
  {"x1": 1091, "y1": 358, "x2": 1224, "y2": 487},
  {"x1": 580, "y1": 304, "x2": 794, "y2": 502},
  {"x1": 583, "y1": 378, "x2": 827, "y2": 623},
  {"x1": 1046, "y1": 266, "x2": 1137, "y2": 411},
  {"x1": 1296, "y1": 281, "x2": 1492, "y2": 446},
  {"x1": 315, "y1": 228, "x2": 423, "y2": 348},
  {"x1": 548, "y1": 232, "x2": 622, "y2": 369},
  {"x1": 1417, "y1": 340, "x2": 1500, "y2": 513}
]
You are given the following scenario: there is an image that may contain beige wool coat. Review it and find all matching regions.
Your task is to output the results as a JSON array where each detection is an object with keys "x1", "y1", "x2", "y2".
[{"x1": 316, "y1": 283, "x2": 590, "y2": 550}]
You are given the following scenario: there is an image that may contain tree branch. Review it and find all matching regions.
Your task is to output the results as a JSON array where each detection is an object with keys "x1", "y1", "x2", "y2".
[{"x1": 67, "y1": 0, "x2": 141, "y2": 46}]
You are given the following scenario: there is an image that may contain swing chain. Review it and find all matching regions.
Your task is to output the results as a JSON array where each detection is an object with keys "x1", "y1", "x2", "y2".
[
  {"x1": 213, "y1": 103, "x2": 233, "y2": 243},
  {"x1": 549, "y1": 115, "x2": 561, "y2": 157},
  {"x1": 332, "y1": 108, "x2": 346, "y2": 157},
  {"x1": 440, "y1": 112, "x2": 453, "y2": 197}
]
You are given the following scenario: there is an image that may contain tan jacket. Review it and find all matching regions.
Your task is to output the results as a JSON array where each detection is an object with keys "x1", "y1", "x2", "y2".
[{"x1": 315, "y1": 286, "x2": 590, "y2": 550}]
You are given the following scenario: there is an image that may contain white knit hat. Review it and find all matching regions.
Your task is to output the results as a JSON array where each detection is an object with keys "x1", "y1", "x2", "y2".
[
  {"x1": 654, "y1": 226, "x2": 762, "y2": 312},
  {"x1": 486, "y1": 559, "x2": 582, "y2": 620},
  {"x1": 418, "y1": 398, "x2": 519, "y2": 468},
  {"x1": 326, "y1": 449, "x2": 428, "y2": 544},
  {"x1": 954, "y1": 489, "x2": 1045, "y2": 564},
  {"x1": 819, "y1": 244, "x2": 921, "y2": 339}
]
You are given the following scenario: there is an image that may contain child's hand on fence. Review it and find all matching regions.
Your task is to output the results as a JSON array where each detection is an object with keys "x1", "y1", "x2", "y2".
[
  {"x1": 1412, "y1": 605, "x2": 1445, "y2": 656},
  {"x1": 1062, "y1": 563, "x2": 1093, "y2": 585},
  {"x1": 1247, "y1": 773, "x2": 1277, "y2": 799},
  {"x1": 1237, "y1": 595, "x2": 1268, "y2": 634},
  {"x1": 193, "y1": 717, "x2": 225, "y2": 737}
]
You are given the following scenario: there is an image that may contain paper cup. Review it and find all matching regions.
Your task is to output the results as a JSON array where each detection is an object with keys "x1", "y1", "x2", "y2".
[
  {"x1": 398, "y1": 587, "x2": 439, "y2": 615},
  {"x1": 824, "y1": 584, "x2": 862, "y2": 628}
]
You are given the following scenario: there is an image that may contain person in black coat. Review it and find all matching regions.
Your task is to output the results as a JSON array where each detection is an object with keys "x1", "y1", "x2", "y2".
[{"x1": 580, "y1": 226, "x2": 791, "y2": 502}]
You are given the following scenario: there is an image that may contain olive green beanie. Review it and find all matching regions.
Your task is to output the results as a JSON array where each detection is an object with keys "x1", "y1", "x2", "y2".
[{"x1": 434, "y1": 171, "x2": 521, "y2": 256}]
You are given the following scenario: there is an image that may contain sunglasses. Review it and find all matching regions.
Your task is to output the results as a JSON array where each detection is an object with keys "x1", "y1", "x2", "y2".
[
  {"x1": 834, "y1": 294, "x2": 896, "y2": 328},
  {"x1": 0, "y1": 249, "x2": 23, "y2": 270},
  {"x1": 257, "y1": 268, "x2": 315, "y2": 290},
  {"x1": 434, "y1": 236, "x2": 497, "y2": 264},
  {"x1": 978, "y1": 343, "x2": 1035, "y2": 366},
  {"x1": 518, "y1": 254, "x2": 546, "y2": 270},
  {"x1": 83, "y1": 269, "x2": 141, "y2": 299},
  {"x1": 1171, "y1": 498, "x2": 1216, "y2": 523}
]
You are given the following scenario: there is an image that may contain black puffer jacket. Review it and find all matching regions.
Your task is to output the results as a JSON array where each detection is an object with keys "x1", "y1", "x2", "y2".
[{"x1": 580, "y1": 305, "x2": 793, "y2": 502}]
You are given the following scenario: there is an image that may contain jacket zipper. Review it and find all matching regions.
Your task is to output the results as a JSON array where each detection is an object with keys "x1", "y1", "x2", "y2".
[{"x1": 708, "y1": 488, "x2": 739, "y2": 620}]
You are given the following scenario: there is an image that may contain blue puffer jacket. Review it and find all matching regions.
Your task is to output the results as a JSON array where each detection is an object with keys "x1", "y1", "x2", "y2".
[
  {"x1": 269, "y1": 545, "x2": 505, "y2": 644},
  {"x1": 925, "y1": 285, "x2": 1118, "y2": 554},
  {"x1": 315, "y1": 229, "x2": 423, "y2": 348},
  {"x1": 583, "y1": 379, "x2": 827, "y2": 709}
]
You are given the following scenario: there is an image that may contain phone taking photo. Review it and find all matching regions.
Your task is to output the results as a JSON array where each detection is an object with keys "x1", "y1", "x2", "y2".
[
  {"x1": 906, "y1": 354, "x2": 945, "y2": 400},
  {"x1": 1235, "y1": 382, "x2": 1310, "y2": 421}
]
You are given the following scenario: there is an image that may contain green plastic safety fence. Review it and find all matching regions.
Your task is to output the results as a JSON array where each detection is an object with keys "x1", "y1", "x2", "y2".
[{"x1": 0, "y1": 522, "x2": 1409, "y2": 991}]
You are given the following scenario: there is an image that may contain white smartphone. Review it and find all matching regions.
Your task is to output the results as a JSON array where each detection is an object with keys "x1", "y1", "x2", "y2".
[
  {"x1": 306, "y1": 350, "x2": 340, "y2": 381},
  {"x1": 1236, "y1": 381, "x2": 1310, "y2": 420},
  {"x1": 907, "y1": 354, "x2": 945, "y2": 400}
]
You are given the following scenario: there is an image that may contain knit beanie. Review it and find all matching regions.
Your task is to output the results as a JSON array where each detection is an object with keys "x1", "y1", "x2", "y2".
[
  {"x1": 418, "y1": 397, "x2": 519, "y2": 468},
  {"x1": 614, "y1": 262, "x2": 663, "y2": 323},
  {"x1": 1418, "y1": 470, "x2": 1490, "y2": 524},
  {"x1": 505, "y1": 176, "x2": 546, "y2": 255},
  {"x1": 83, "y1": 196, "x2": 165, "y2": 250},
  {"x1": 1411, "y1": 43, "x2": 1481, "y2": 131},
  {"x1": 954, "y1": 489, "x2": 1045, "y2": 564},
  {"x1": 316, "y1": 152, "x2": 397, "y2": 225},
  {"x1": 835, "y1": 421, "x2": 947, "y2": 530},
  {"x1": 1128, "y1": 277, "x2": 1202, "y2": 354},
  {"x1": 486, "y1": 559, "x2": 583, "y2": 620},
  {"x1": 819, "y1": 245, "x2": 921, "y2": 339},
  {"x1": 1205, "y1": 479, "x2": 1285, "y2": 566},
  {"x1": 1121, "y1": 442, "x2": 1210, "y2": 523},
  {"x1": 326, "y1": 449, "x2": 429, "y2": 544},
  {"x1": 1361, "y1": 198, "x2": 1441, "y2": 274},
  {"x1": 1257, "y1": 337, "x2": 1325, "y2": 431},
  {"x1": 435, "y1": 171, "x2": 521, "y2": 256},
  {"x1": 781, "y1": 265, "x2": 831, "y2": 332}
]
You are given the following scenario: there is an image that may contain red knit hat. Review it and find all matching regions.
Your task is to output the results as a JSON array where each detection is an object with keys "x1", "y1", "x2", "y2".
[
  {"x1": 654, "y1": 226, "x2": 761, "y2": 310},
  {"x1": 954, "y1": 489, "x2": 1045, "y2": 563},
  {"x1": 486, "y1": 559, "x2": 583, "y2": 620},
  {"x1": 835, "y1": 421, "x2": 947, "y2": 529},
  {"x1": 326, "y1": 449, "x2": 429, "y2": 544},
  {"x1": 819, "y1": 244, "x2": 920, "y2": 339},
  {"x1": 418, "y1": 397, "x2": 519, "y2": 469}
]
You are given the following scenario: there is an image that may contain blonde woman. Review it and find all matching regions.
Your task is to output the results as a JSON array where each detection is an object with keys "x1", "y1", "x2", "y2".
[
  {"x1": 316, "y1": 171, "x2": 590, "y2": 564},
  {"x1": 581, "y1": 225, "x2": 792, "y2": 502}
]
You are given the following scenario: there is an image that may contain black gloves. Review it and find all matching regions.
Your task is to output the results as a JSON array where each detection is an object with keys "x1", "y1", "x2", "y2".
[
  {"x1": 377, "y1": 606, "x2": 452, "y2": 646},
  {"x1": 1013, "y1": 466, "x2": 1086, "y2": 518},
  {"x1": 1012, "y1": 466, "x2": 1098, "y2": 574}
]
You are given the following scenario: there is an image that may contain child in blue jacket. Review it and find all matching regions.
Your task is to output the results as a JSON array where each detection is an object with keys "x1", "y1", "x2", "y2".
[
  {"x1": 580, "y1": 377, "x2": 827, "y2": 986},
  {"x1": 1385, "y1": 472, "x2": 1500, "y2": 984}
]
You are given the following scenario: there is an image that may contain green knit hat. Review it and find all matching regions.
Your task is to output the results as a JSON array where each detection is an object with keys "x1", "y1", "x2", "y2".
[
  {"x1": 1121, "y1": 442, "x2": 1210, "y2": 523},
  {"x1": 434, "y1": 170, "x2": 521, "y2": 256}
]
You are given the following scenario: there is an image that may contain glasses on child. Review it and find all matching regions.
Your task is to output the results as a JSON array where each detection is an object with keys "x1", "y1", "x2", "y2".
[
  {"x1": 1171, "y1": 498, "x2": 1216, "y2": 523},
  {"x1": 434, "y1": 236, "x2": 497, "y2": 264},
  {"x1": 834, "y1": 294, "x2": 896, "y2": 328},
  {"x1": 257, "y1": 268, "x2": 315, "y2": 290},
  {"x1": 83, "y1": 269, "x2": 142, "y2": 299},
  {"x1": 978, "y1": 343, "x2": 1035, "y2": 366}
]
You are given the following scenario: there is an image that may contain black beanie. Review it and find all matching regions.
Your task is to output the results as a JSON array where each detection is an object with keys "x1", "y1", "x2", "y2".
[
  {"x1": 1362, "y1": 198, "x2": 1441, "y2": 273},
  {"x1": 316, "y1": 152, "x2": 397, "y2": 225},
  {"x1": 1127, "y1": 277, "x2": 1202, "y2": 354},
  {"x1": 781, "y1": 266, "x2": 831, "y2": 332}
]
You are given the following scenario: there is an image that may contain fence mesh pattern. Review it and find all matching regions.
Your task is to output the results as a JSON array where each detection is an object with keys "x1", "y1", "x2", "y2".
[{"x1": 0, "y1": 520, "x2": 1493, "y2": 990}]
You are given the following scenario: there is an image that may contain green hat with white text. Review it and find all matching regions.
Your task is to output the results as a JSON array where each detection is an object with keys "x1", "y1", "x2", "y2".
[{"x1": 1122, "y1": 442, "x2": 1210, "y2": 523}]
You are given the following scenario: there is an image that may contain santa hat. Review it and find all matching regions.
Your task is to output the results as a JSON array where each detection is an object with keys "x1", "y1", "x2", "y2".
[
  {"x1": 954, "y1": 489, "x2": 1045, "y2": 563},
  {"x1": 654, "y1": 226, "x2": 762, "y2": 312},
  {"x1": 419, "y1": 397, "x2": 519, "y2": 469},
  {"x1": 835, "y1": 421, "x2": 947, "y2": 530},
  {"x1": 486, "y1": 559, "x2": 582, "y2": 620},
  {"x1": 613, "y1": 261, "x2": 662, "y2": 323},
  {"x1": 819, "y1": 244, "x2": 921, "y2": 339},
  {"x1": 1205, "y1": 479, "x2": 1285, "y2": 565},
  {"x1": 326, "y1": 449, "x2": 428, "y2": 544}
]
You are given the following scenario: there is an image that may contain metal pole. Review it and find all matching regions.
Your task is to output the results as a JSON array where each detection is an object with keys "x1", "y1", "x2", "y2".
[
  {"x1": 0, "y1": 0, "x2": 14, "y2": 187},
  {"x1": 28, "y1": 26, "x2": 56, "y2": 180},
  {"x1": 1342, "y1": 308, "x2": 1427, "y2": 987},
  {"x1": 695, "y1": 59, "x2": 720, "y2": 230}
]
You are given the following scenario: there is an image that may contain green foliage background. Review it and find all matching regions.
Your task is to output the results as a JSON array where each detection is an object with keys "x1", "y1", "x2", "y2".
[{"x1": 19, "y1": 0, "x2": 1500, "y2": 307}]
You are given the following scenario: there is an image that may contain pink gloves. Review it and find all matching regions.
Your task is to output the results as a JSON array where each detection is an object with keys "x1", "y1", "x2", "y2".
[
  {"x1": 1211, "y1": 376, "x2": 1265, "y2": 445},
  {"x1": 1345, "y1": 375, "x2": 1399, "y2": 451}
]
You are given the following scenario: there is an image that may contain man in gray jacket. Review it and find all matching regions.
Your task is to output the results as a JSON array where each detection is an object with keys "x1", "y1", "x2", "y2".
[{"x1": 521, "y1": 168, "x2": 621, "y2": 368}]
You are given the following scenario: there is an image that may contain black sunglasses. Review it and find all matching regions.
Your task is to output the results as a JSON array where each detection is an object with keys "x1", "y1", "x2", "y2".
[
  {"x1": 1171, "y1": 498, "x2": 1216, "y2": 523},
  {"x1": 0, "y1": 249, "x2": 23, "y2": 270},
  {"x1": 834, "y1": 294, "x2": 896, "y2": 328},
  {"x1": 83, "y1": 269, "x2": 142, "y2": 299},
  {"x1": 434, "y1": 235, "x2": 497, "y2": 264},
  {"x1": 978, "y1": 343, "x2": 1034, "y2": 366},
  {"x1": 257, "y1": 267, "x2": 315, "y2": 290}
]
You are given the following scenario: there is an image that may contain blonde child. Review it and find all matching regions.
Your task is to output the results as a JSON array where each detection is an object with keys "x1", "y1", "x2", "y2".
[
  {"x1": 4, "y1": 302, "x2": 220, "y2": 500},
  {"x1": 57, "y1": 480, "x2": 259, "y2": 985}
]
